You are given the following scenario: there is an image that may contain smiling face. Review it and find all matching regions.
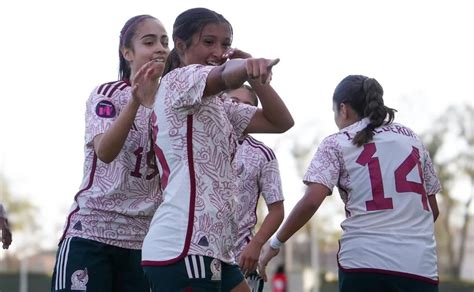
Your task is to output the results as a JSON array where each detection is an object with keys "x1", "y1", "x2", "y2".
[
  {"x1": 121, "y1": 18, "x2": 170, "y2": 79},
  {"x1": 177, "y1": 22, "x2": 232, "y2": 67}
]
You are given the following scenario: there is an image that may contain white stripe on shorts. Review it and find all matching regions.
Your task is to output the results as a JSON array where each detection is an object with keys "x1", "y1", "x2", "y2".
[
  {"x1": 191, "y1": 255, "x2": 199, "y2": 278},
  {"x1": 185, "y1": 255, "x2": 206, "y2": 279},
  {"x1": 199, "y1": 255, "x2": 205, "y2": 278},
  {"x1": 184, "y1": 256, "x2": 194, "y2": 279},
  {"x1": 54, "y1": 237, "x2": 72, "y2": 290}
]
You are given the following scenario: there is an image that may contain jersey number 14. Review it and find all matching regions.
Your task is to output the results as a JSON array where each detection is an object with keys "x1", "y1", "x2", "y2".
[{"x1": 356, "y1": 142, "x2": 429, "y2": 212}]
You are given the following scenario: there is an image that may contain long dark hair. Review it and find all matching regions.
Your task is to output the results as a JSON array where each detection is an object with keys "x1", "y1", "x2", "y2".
[
  {"x1": 118, "y1": 15, "x2": 156, "y2": 81},
  {"x1": 163, "y1": 8, "x2": 233, "y2": 76},
  {"x1": 333, "y1": 75, "x2": 397, "y2": 146}
]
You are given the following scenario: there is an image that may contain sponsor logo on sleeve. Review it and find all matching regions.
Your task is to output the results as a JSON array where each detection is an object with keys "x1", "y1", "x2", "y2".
[{"x1": 95, "y1": 100, "x2": 116, "y2": 118}]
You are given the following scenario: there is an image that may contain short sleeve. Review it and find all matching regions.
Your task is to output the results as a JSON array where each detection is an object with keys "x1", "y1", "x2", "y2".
[
  {"x1": 259, "y1": 158, "x2": 284, "y2": 205},
  {"x1": 303, "y1": 135, "x2": 342, "y2": 192},
  {"x1": 84, "y1": 88, "x2": 122, "y2": 146},
  {"x1": 420, "y1": 143, "x2": 442, "y2": 196},
  {"x1": 162, "y1": 65, "x2": 214, "y2": 110},
  {"x1": 223, "y1": 98, "x2": 257, "y2": 137}
]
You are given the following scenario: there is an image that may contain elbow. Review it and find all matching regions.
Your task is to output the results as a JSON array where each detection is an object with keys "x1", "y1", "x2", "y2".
[
  {"x1": 276, "y1": 118, "x2": 295, "y2": 133},
  {"x1": 95, "y1": 148, "x2": 116, "y2": 164},
  {"x1": 283, "y1": 118, "x2": 295, "y2": 132},
  {"x1": 272, "y1": 202, "x2": 285, "y2": 225}
]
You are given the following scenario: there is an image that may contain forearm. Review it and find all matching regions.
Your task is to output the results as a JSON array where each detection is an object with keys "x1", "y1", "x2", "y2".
[
  {"x1": 275, "y1": 184, "x2": 329, "y2": 243},
  {"x1": 221, "y1": 59, "x2": 249, "y2": 89},
  {"x1": 94, "y1": 98, "x2": 141, "y2": 163},
  {"x1": 251, "y1": 202, "x2": 284, "y2": 248},
  {"x1": 276, "y1": 196, "x2": 318, "y2": 243},
  {"x1": 428, "y1": 195, "x2": 439, "y2": 222},
  {"x1": 249, "y1": 80, "x2": 294, "y2": 132}
]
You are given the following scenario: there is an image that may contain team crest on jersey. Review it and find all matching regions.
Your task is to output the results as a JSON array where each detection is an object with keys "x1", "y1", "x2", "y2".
[
  {"x1": 210, "y1": 259, "x2": 221, "y2": 281},
  {"x1": 95, "y1": 100, "x2": 116, "y2": 118},
  {"x1": 71, "y1": 268, "x2": 88, "y2": 290}
]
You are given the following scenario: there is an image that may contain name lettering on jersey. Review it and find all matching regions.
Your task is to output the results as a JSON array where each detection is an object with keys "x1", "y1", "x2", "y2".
[
  {"x1": 343, "y1": 124, "x2": 416, "y2": 141},
  {"x1": 95, "y1": 100, "x2": 116, "y2": 118}
]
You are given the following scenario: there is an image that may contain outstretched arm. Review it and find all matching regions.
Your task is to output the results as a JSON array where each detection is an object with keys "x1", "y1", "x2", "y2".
[
  {"x1": 204, "y1": 57, "x2": 279, "y2": 97},
  {"x1": 258, "y1": 183, "x2": 330, "y2": 281},
  {"x1": 245, "y1": 80, "x2": 294, "y2": 134},
  {"x1": 208, "y1": 49, "x2": 293, "y2": 133}
]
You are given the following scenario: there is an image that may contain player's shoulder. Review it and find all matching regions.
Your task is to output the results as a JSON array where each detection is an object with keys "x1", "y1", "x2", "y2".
[
  {"x1": 391, "y1": 121, "x2": 418, "y2": 136},
  {"x1": 242, "y1": 135, "x2": 276, "y2": 162},
  {"x1": 93, "y1": 80, "x2": 130, "y2": 98},
  {"x1": 321, "y1": 131, "x2": 345, "y2": 146}
]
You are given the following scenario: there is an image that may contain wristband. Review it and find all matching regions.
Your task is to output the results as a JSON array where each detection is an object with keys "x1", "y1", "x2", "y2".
[{"x1": 270, "y1": 236, "x2": 284, "y2": 249}]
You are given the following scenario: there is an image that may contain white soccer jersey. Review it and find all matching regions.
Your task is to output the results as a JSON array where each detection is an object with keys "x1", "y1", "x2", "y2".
[
  {"x1": 304, "y1": 118, "x2": 441, "y2": 283},
  {"x1": 233, "y1": 135, "x2": 284, "y2": 259},
  {"x1": 142, "y1": 65, "x2": 257, "y2": 265},
  {"x1": 61, "y1": 80, "x2": 162, "y2": 250}
]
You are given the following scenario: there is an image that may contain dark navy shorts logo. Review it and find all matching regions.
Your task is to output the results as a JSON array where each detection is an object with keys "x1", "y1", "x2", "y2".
[{"x1": 95, "y1": 100, "x2": 116, "y2": 118}]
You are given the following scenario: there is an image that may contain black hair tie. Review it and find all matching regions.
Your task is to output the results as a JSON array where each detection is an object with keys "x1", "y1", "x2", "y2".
[{"x1": 367, "y1": 123, "x2": 376, "y2": 131}]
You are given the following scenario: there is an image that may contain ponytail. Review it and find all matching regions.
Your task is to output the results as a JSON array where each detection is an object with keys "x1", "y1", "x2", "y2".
[
  {"x1": 352, "y1": 78, "x2": 397, "y2": 146},
  {"x1": 163, "y1": 48, "x2": 181, "y2": 77}
]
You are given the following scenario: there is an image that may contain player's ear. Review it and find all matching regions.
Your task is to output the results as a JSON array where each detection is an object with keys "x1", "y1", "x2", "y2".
[
  {"x1": 175, "y1": 38, "x2": 186, "y2": 55},
  {"x1": 339, "y1": 103, "x2": 349, "y2": 119},
  {"x1": 121, "y1": 47, "x2": 133, "y2": 62}
]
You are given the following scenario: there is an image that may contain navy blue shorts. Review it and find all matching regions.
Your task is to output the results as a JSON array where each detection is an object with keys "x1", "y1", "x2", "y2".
[
  {"x1": 339, "y1": 269, "x2": 438, "y2": 292},
  {"x1": 51, "y1": 237, "x2": 149, "y2": 292},
  {"x1": 144, "y1": 255, "x2": 245, "y2": 292}
]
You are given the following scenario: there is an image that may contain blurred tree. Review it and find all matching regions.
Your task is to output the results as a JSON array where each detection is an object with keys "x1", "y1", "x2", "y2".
[{"x1": 422, "y1": 103, "x2": 473, "y2": 280}]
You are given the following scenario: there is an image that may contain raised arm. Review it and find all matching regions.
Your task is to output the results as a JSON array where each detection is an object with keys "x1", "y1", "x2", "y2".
[
  {"x1": 94, "y1": 61, "x2": 163, "y2": 163},
  {"x1": 205, "y1": 57, "x2": 294, "y2": 133},
  {"x1": 245, "y1": 80, "x2": 294, "y2": 133},
  {"x1": 204, "y1": 58, "x2": 278, "y2": 97},
  {"x1": 93, "y1": 98, "x2": 141, "y2": 163}
]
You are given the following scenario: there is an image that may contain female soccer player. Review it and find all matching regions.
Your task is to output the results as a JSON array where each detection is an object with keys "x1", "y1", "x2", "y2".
[
  {"x1": 51, "y1": 15, "x2": 169, "y2": 292},
  {"x1": 134, "y1": 7, "x2": 294, "y2": 292},
  {"x1": 259, "y1": 75, "x2": 441, "y2": 292}
]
